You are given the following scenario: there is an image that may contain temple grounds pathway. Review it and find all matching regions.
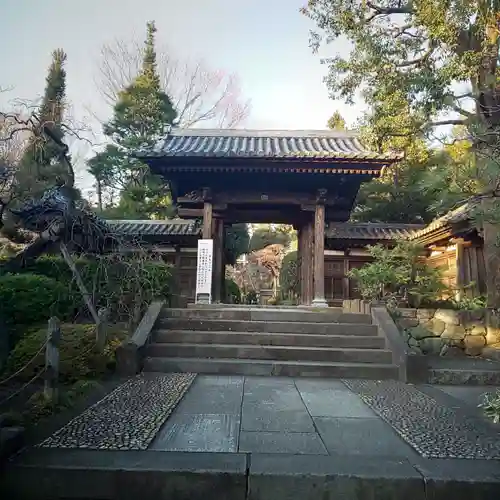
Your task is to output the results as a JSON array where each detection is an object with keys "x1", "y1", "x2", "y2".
[{"x1": 2, "y1": 373, "x2": 500, "y2": 500}]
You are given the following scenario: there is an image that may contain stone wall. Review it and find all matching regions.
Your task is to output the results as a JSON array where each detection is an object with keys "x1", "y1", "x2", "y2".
[{"x1": 396, "y1": 308, "x2": 500, "y2": 356}]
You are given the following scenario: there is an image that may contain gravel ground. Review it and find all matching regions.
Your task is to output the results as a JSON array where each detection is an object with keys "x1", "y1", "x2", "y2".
[
  {"x1": 344, "y1": 379, "x2": 500, "y2": 460},
  {"x1": 38, "y1": 373, "x2": 196, "y2": 450}
]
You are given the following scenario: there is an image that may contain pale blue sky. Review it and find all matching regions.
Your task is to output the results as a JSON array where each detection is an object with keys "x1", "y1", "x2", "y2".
[{"x1": 0, "y1": 0, "x2": 361, "y2": 195}]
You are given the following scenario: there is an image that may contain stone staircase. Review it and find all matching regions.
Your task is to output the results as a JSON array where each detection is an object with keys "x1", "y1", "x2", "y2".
[{"x1": 143, "y1": 306, "x2": 400, "y2": 379}]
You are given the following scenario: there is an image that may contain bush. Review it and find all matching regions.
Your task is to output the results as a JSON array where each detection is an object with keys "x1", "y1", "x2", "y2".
[
  {"x1": 479, "y1": 391, "x2": 500, "y2": 424},
  {"x1": 0, "y1": 255, "x2": 172, "y2": 322},
  {"x1": 225, "y1": 279, "x2": 241, "y2": 304},
  {"x1": 4, "y1": 323, "x2": 128, "y2": 383},
  {"x1": 0, "y1": 273, "x2": 75, "y2": 343},
  {"x1": 348, "y1": 241, "x2": 447, "y2": 307}
]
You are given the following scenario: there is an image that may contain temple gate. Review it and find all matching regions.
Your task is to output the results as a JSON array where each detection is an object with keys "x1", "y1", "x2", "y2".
[{"x1": 138, "y1": 128, "x2": 400, "y2": 306}]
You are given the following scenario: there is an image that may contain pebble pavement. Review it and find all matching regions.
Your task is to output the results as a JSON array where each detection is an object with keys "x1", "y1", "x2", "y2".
[
  {"x1": 38, "y1": 373, "x2": 196, "y2": 450},
  {"x1": 344, "y1": 379, "x2": 500, "y2": 460}
]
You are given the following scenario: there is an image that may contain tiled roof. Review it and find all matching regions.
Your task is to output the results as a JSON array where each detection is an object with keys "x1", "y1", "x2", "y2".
[
  {"x1": 408, "y1": 202, "x2": 476, "y2": 240},
  {"x1": 140, "y1": 128, "x2": 401, "y2": 162},
  {"x1": 326, "y1": 223, "x2": 424, "y2": 240},
  {"x1": 105, "y1": 219, "x2": 200, "y2": 237}
]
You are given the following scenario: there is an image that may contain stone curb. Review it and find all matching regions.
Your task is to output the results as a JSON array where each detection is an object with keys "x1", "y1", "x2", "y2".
[{"x1": 2, "y1": 449, "x2": 500, "y2": 500}]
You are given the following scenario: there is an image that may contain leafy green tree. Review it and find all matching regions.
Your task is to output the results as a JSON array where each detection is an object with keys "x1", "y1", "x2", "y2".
[
  {"x1": 348, "y1": 241, "x2": 446, "y2": 307},
  {"x1": 225, "y1": 223, "x2": 250, "y2": 265},
  {"x1": 249, "y1": 226, "x2": 292, "y2": 252},
  {"x1": 16, "y1": 49, "x2": 76, "y2": 201},
  {"x1": 303, "y1": 0, "x2": 500, "y2": 305},
  {"x1": 327, "y1": 110, "x2": 346, "y2": 130},
  {"x1": 88, "y1": 21, "x2": 177, "y2": 219}
]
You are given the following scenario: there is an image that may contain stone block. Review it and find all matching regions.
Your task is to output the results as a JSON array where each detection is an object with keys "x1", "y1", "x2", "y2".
[
  {"x1": 116, "y1": 342, "x2": 143, "y2": 376},
  {"x1": 441, "y1": 324, "x2": 466, "y2": 340},
  {"x1": 467, "y1": 325, "x2": 486, "y2": 336},
  {"x1": 458, "y1": 309, "x2": 485, "y2": 325},
  {"x1": 248, "y1": 455, "x2": 426, "y2": 500},
  {"x1": 486, "y1": 326, "x2": 500, "y2": 345},
  {"x1": 434, "y1": 309, "x2": 460, "y2": 325},
  {"x1": 399, "y1": 308, "x2": 417, "y2": 318},
  {"x1": 464, "y1": 335, "x2": 486, "y2": 356},
  {"x1": 399, "y1": 318, "x2": 419, "y2": 329},
  {"x1": 419, "y1": 337, "x2": 445, "y2": 355},
  {"x1": 410, "y1": 325, "x2": 435, "y2": 341},
  {"x1": 424, "y1": 318, "x2": 446, "y2": 335},
  {"x1": 416, "y1": 308, "x2": 435, "y2": 321}
]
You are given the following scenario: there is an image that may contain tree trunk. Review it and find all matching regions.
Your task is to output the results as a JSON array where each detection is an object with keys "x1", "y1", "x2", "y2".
[
  {"x1": 481, "y1": 197, "x2": 500, "y2": 307},
  {"x1": 96, "y1": 179, "x2": 103, "y2": 212}
]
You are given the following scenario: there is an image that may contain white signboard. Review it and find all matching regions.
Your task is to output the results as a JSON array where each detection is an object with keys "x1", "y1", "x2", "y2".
[{"x1": 195, "y1": 239, "x2": 214, "y2": 304}]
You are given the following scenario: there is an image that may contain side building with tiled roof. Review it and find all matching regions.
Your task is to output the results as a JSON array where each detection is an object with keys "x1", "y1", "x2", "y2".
[{"x1": 102, "y1": 199, "x2": 484, "y2": 306}]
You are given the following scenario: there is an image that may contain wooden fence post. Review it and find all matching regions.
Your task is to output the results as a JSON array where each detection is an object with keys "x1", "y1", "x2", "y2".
[
  {"x1": 45, "y1": 317, "x2": 61, "y2": 404},
  {"x1": 96, "y1": 307, "x2": 110, "y2": 352}
]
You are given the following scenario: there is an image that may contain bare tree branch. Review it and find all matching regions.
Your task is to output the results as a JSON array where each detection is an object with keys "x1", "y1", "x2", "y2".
[{"x1": 94, "y1": 37, "x2": 251, "y2": 128}]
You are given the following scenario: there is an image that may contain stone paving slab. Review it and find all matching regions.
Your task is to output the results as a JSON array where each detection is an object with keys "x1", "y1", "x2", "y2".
[
  {"x1": 239, "y1": 431, "x2": 328, "y2": 455},
  {"x1": 344, "y1": 379, "x2": 500, "y2": 459},
  {"x1": 297, "y1": 385, "x2": 378, "y2": 418},
  {"x1": 241, "y1": 408, "x2": 314, "y2": 432},
  {"x1": 174, "y1": 375, "x2": 244, "y2": 415},
  {"x1": 151, "y1": 413, "x2": 240, "y2": 452},
  {"x1": 38, "y1": 373, "x2": 196, "y2": 451},
  {"x1": 313, "y1": 416, "x2": 418, "y2": 458}
]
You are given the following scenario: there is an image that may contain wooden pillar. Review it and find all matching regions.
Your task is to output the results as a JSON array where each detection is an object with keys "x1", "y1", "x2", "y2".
[
  {"x1": 455, "y1": 238, "x2": 465, "y2": 301},
  {"x1": 299, "y1": 218, "x2": 313, "y2": 305},
  {"x1": 220, "y1": 223, "x2": 227, "y2": 302},
  {"x1": 342, "y1": 250, "x2": 350, "y2": 300},
  {"x1": 202, "y1": 187, "x2": 213, "y2": 240},
  {"x1": 212, "y1": 219, "x2": 224, "y2": 303},
  {"x1": 312, "y1": 189, "x2": 328, "y2": 307},
  {"x1": 297, "y1": 226, "x2": 304, "y2": 304}
]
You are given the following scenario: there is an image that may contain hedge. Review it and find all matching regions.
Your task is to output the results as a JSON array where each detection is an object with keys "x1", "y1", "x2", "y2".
[
  {"x1": 0, "y1": 274, "x2": 77, "y2": 349},
  {"x1": 0, "y1": 255, "x2": 173, "y2": 322}
]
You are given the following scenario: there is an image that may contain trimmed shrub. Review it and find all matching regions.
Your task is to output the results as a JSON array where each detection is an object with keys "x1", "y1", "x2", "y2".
[
  {"x1": 4, "y1": 323, "x2": 128, "y2": 383},
  {"x1": 0, "y1": 273, "x2": 75, "y2": 341},
  {"x1": 0, "y1": 255, "x2": 172, "y2": 322}
]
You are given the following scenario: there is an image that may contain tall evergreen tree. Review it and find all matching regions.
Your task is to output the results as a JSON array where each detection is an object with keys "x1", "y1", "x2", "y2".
[
  {"x1": 89, "y1": 21, "x2": 177, "y2": 219},
  {"x1": 16, "y1": 49, "x2": 75, "y2": 201}
]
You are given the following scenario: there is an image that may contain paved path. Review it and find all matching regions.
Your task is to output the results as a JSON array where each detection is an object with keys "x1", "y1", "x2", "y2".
[
  {"x1": 4, "y1": 375, "x2": 500, "y2": 500},
  {"x1": 151, "y1": 375, "x2": 500, "y2": 460}
]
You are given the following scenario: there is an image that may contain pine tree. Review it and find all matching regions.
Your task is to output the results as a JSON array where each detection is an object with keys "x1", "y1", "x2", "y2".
[
  {"x1": 91, "y1": 21, "x2": 177, "y2": 219},
  {"x1": 17, "y1": 49, "x2": 74, "y2": 200}
]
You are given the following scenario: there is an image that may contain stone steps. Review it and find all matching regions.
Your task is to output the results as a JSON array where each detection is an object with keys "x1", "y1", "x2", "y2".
[
  {"x1": 162, "y1": 307, "x2": 372, "y2": 324},
  {"x1": 143, "y1": 356, "x2": 399, "y2": 379},
  {"x1": 144, "y1": 306, "x2": 400, "y2": 380},
  {"x1": 154, "y1": 330, "x2": 387, "y2": 349},
  {"x1": 146, "y1": 343, "x2": 393, "y2": 364},
  {"x1": 157, "y1": 318, "x2": 378, "y2": 336}
]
